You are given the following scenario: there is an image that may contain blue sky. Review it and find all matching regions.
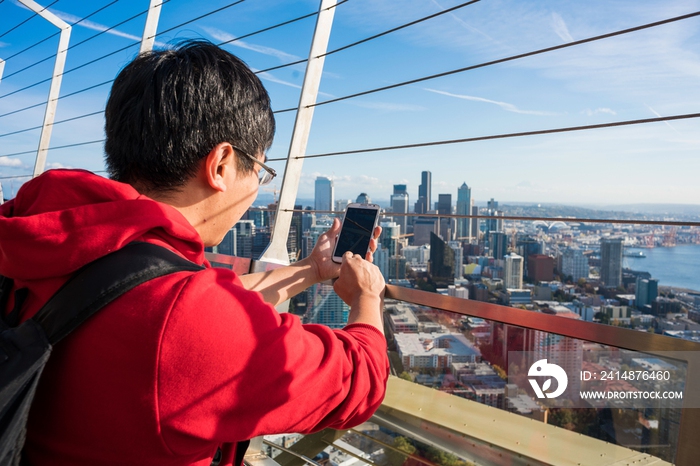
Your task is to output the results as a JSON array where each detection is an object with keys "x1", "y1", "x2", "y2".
[{"x1": 1, "y1": 0, "x2": 699, "y2": 207}]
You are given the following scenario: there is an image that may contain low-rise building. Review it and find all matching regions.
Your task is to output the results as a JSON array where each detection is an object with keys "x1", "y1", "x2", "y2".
[{"x1": 396, "y1": 332, "x2": 480, "y2": 370}]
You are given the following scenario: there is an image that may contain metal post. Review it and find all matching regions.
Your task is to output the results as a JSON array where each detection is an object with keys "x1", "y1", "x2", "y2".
[
  {"x1": 0, "y1": 58, "x2": 5, "y2": 84},
  {"x1": 140, "y1": 0, "x2": 163, "y2": 54},
  {"x1": 17, "y1": 0, "x2": 71, "y2": 178},
  {"x1": 255, "y1": 0, "x2": 338, "y2": 269}
]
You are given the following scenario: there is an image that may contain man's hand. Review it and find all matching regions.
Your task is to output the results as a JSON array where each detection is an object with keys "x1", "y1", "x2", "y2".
[
  {"x1": 308, "y1": 218, "x2": 382, "y2": 283},
  {"x1": 333, "y1": 251, "x2": 385, "y2": 332}
]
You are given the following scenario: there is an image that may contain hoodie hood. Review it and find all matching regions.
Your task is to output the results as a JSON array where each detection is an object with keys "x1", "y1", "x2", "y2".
[{"x1": 0, "y1": 169, "x2": 204, "y2": 281}]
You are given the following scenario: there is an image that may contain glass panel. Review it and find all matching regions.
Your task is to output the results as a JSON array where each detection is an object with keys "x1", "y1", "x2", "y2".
[{"x1": 384, "y1": 296, "x2": 685, "y2": 464}]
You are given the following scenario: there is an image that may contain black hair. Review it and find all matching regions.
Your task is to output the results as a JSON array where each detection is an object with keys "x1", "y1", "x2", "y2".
[{"x1": 104, "y1": 39, "x2": 275, "y2": 191}]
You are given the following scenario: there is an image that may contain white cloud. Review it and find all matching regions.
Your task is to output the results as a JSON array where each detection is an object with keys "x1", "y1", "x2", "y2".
[
  {"x1": 425, "y1": 88, "x2": 559, "y2": 116},
  {"x1": 0, "y1": 157, "x2": 23, "y2": 167},
  {"x1": 582, "y1": 108, "x2": 617, "y2": 116},
  {"x1": 46, "y1": 162, "x2": 73, "y2": 169},
  {"x1": 551, "y1": 12, "x2": 574, "y2": 42},
  {"x1": 201, "y1": 26, "x2": 300, "y2": 62},
  {"x1": 53, "y1": 11, "x2": 166, "y2": 47}
]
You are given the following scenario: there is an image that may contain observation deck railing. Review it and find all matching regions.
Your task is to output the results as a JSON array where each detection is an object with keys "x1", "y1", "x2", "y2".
[{"x1": 206, "y1": 239, "x2": 700, "y2": 466}]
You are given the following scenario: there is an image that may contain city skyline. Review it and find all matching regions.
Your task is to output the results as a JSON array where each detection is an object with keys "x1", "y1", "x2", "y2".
[{"x1": 0, "y1": 0, "x2": 698, "y2": 206}]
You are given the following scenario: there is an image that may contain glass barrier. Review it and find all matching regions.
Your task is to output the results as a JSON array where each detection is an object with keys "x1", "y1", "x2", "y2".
[{"x1": 382, "y1": 296, "x2": 684, "y2": 463}]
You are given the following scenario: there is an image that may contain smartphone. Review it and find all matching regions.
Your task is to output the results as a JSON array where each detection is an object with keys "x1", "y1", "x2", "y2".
[{"x1": 332, "y1": 203, "x2": 381, "y2": 263}]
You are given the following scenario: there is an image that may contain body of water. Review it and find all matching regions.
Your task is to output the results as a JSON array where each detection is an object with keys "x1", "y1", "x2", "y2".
[{"x1": 624, "y1": 244, "x2": 700, "y2": 293}]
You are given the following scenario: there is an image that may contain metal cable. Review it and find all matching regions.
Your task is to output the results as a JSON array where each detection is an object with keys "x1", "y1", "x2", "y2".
[
  {"x1": 223, "y1": 0, "x2": 349, "y2": 70},
  {"x1": 218, "y1": 10, "x2": 318, "y2": 48},
  {"x1": 2, "y1": 0, "x2": 120, "y2": 63},
  {"x1": 0, "y1": 80, "x2": 112, "y2": 119},
  {"x1": 256, "y1": 0, "x2": 477, "y2": 75},
  {"x1": 0, "y1": 110, "x2": 103, "y2": 139},
  {"x1": 0, "y1": 0, "x2": 60, "y2": 39},
  {"x1": 153, "y1": 0, "x2": 245, "y2": 38},
  {"x1": 267, "y1": 112, "x2": 700, "y2": 161},
  {"x1": 273, "y1": 9, "x2": 700, "y2": 113},
  {"x1": 0, "y1": 1, "x2": 167, "y2": 100}
]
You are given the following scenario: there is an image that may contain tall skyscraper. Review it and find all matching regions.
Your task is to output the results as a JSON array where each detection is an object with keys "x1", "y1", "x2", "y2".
[
  {"x1": 429, "y1": 231, "x2": 455, "y2": 283},
  {"x1": 379, "y1": 221, "x2": 400, "y2": 256},
  {"x1": 489, "y1": 231, "x2": 508, "y2": 260},
  {"x1": 636, "y1": 277, "x2": 659, "y2": 309},
  {"x1": 561, "y1": 247, "x2": 589, "y2": 281},
  {"x1": 448, "y1": 241, "x2": 464, "y2": 279},
  {"x1": 415, "y1": 171, "x2": 432, "y2": 214},
  {"x1": 437, "y1": 194, "x2": 453, "y2": 241},
  {"x1": 314, "y1": 176, "x2": 334, "y2": 212},
  {"x1": 456, "y1": 182, "x2": 471, "y2": 241},
  {"x1": 391, "y1": 185, "x2": 409, "y2": 237},
  {"x1": 516, "y1": 235, "x2": 542, "y2": 279},
  {"x1": 393, "y1": 184, "x2": 408, "y2": 195},
  {"x1": 600, "y1": 237, "x2": 623, "y2": 288},
  {"x1": 413, "y1": 217, "x2": 437, "y2": 246},
  {"x1": 437, "y1": 194, "x2": 451, "y2": 214},
  {"x1": 470, "y1": 205, "x2": 480, "y2": 241},
  {"x1": 505, "y1": 253, "x2": 524, "y2": 289}
]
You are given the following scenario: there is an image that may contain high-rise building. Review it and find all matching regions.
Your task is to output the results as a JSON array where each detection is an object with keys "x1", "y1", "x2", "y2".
[
  {"x1": 388, "y1": 255, "x2": 407, "y2": 280},
  {"x1": 456, "y1": 183, "x2": 471, "y2": 241},
  {"x1": 436, "y1": 194, "x2": 453, "y2": 241},
  {"x1": 380, "y1": 221, "x2": 400, "y2": 256},
  {"x1": 335, "y1": 199, "x2": 352, "y2": 212},
  {"x1": 234, "y1": 220, "x2": 255, "y2": 258},
  {"x1": 415, "y1": 171, "x2": 431, "y2": 214},
  {"x1": 448, "y1": 285, "x2": 469, "y2": 299},
  {"x1": 437, "y1": 194, "x2": 451, "y2": 214},
  {"x1": 600, "y1": 237, "x2": 623, "y2": 288},
  {"x1": 561, "y1": 247, "x2": 589, "y2": 281},
  {"x1": 393, "y1": 184, "x2": 408, "y2": 195},
  {"x1": 413, "y1": 217, "x2": 437, "y2": 246},
  {"x1": 402, "y1": 244, "x2": 431, "y2": 265},
  {"x1": 449, "y1": 241, "x2": 464, "y2": 279},
  {"x1": 470, "y1": 205, "x2": 480, "y2": 242},
  {"x1": 390, "y1": 185, "x2": 409, "y2": 238},
  {"x1": 516, "y1": 235, "x2": 542, "y2": 279},
  {"x1": 314, "y1": 176, "x2": 334, "y2": 212},
  {"x1": 505, "y1": 253, "x2": 524, "y2": 290},
  {"x1": 485, "y1": 198, "x2": 503, "y2": 233},
  {"x1": 636, "y1": 277, "x2": 659, "y2": 309},
  {"x1": 356, "y1": 192, "x2": 371, "y2": 204},
  {"x1": 210, "y1": 228, "x2": 236, "y2": 256},
  {"x1": 308, "y1": 283, "x2": 349, "y2": 328},
  {"x1": 527, "y1": 254, "x2": 554, "y2": 282},
  {"x1": 489, "y1": 231, "x2": 508, "y2": 260},
  {"x1": 429, "y1": 231, "x2": 455, "y2": 282}
]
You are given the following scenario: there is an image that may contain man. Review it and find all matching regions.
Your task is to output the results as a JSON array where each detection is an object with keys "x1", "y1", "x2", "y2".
[{"x1": 0, "y1": 40, "x2": 388, "y2": 465}]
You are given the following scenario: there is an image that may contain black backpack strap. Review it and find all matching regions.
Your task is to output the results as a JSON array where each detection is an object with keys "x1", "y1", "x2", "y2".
[{"x1": 33, "y1": 242, "x2": 204, "y2": 345}]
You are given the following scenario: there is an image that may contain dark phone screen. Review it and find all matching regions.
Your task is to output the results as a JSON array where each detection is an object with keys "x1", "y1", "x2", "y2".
[{"x1": 335, "y1": 207, "x2": 378, "y2": 258}]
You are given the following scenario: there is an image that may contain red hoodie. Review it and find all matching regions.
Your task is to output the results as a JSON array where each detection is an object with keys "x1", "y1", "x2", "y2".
[{"x1": 0, "y1": 169, "x2": 389, "y2": 466}]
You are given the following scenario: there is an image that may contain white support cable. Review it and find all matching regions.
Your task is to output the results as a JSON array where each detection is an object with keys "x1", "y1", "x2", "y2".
[
  {"x1": 16, "y1": 0, "x2": 71, "y2": 178},
  {"x1": 140, "y1": 0, "x2": 163, "y2": 54},
  {"x1": 256, "y1": 0, "x2": 338, "y2": 275}
]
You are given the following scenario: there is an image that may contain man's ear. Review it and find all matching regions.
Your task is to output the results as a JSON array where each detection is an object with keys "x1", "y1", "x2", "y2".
[{"x1": 203, "y1": 142, "x2": 236, "y2": 193}]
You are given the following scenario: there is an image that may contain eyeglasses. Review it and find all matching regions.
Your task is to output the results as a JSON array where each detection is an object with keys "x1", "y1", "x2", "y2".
[{"x1": 232, "y1": 145, "x2": 277, "y2": 186}]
